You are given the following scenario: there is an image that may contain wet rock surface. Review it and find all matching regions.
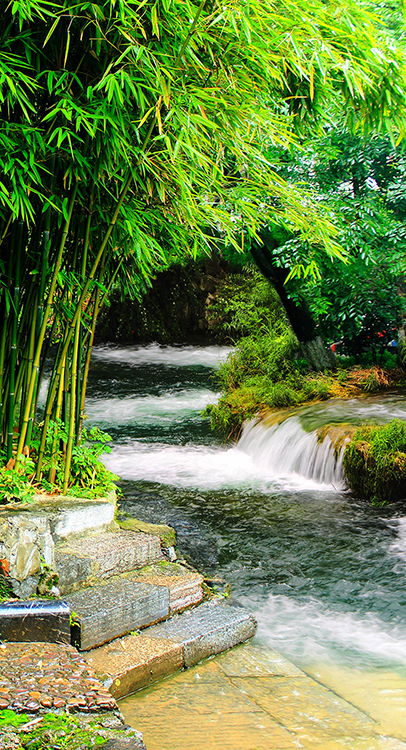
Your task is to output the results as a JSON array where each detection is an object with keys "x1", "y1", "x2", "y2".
[
  {"x1": 0, "y1": 599, "x2": 70, "y2": 644},
  {"x1": 0, "y1": 642, "x2": 117, "y2": 712}
]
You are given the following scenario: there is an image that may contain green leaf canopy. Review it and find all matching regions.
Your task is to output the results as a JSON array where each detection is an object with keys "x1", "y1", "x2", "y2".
[{"x1": 0, "y1": 0, "x2": 405, "y2": 489}]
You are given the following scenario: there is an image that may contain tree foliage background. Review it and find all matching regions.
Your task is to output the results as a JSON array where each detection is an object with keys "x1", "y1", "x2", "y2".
[{"x1": 1, "y1": 0, "x2": 406, "y2": 494}]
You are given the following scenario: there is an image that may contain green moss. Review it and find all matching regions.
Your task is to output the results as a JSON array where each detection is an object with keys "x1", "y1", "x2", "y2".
[
  {"x1": 118, "y1": 517, "x2": 176, "y2": 548},
  {"x1": 0, "y1": 711, "x2": 107, "y2": 748},
  {"x1": 343, "y1": 419, "x2": 406, "y2": 503}
]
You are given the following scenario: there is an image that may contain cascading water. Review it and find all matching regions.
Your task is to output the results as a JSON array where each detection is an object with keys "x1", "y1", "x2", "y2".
[
  {"x1": 85, "y1": 344, "x2": 406, "y2": 679},
  {"x1": 238, "y1": 417, "x2": 347, "y2": 489}
]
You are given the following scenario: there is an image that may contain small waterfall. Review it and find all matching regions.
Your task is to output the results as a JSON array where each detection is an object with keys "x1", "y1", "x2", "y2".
[{"x1": 237, "y1": 416, "x2": 348, "y2": 488}]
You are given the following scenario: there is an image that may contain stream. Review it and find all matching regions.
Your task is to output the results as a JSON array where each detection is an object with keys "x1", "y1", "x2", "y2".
[
  {"x1": 86, "y1": 344, "x2": 406, "y2": 675},
  {"x1": 85, "y1": 343, "x2": 406, "y2": 743}
]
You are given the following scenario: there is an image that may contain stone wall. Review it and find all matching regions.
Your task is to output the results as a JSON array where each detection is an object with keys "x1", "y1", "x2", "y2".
[{"x1": 0, "y1": 494, "x2": 116, "y2": 598}]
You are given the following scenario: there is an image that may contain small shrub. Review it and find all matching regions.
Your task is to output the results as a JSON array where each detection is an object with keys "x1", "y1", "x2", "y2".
[{"x1": 0, "y1": 423, "x2": 117, "y2": 504}]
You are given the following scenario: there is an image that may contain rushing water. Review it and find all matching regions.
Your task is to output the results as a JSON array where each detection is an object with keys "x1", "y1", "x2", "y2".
[{"x1": 86, "y1": 344, "x2": 406, "y2": 678}]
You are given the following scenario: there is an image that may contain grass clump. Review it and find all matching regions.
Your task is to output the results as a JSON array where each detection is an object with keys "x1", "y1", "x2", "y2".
[
  {"x1": 205, "y1": 334, "x2": 406, "y2": 439},
  {"x1": 343, "y1": 419, "x2": 406, "y2": 503}
]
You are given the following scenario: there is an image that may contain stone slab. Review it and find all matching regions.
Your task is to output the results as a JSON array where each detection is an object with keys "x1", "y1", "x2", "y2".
[
  {"x1": 86, "y1": 634, "x2": 184, "y2": 698},
  {"x1": 55, "y1": 531, "x2": 163, "y2": 593},
  {"x1": 0, "y1": 497, "x2": 116, "y2": 584},
  {"x1": 119, "y1": 518, "x2": 176, "y2": 549},
  {"x1": 133, "y1": 563, "x2": 203, "y2": 614},
  {"x1": 236, "y1": 675, "x2": 377, "y2": 742},
  {"x1": 66, "y1": 579, "x2": 170, "y2": 650},
  {"x1": 49, "y1": 499, "x2": 115, "y2": 538},
  {"x1": 120, "y1": 680, "x2": 297, "y2": 750},
  {"x1": 100, "y1": 741, "x2": 146, "y2": 750},
  {"x1": 215, "y1": 641, "x2": 304, "y2": 678},
  {"x1": 144, "y1": 600, "x2": 257, "y2": 667},
  {"x1": 119, "y1": 645, "x2": 406, "y2": 750},
  {"x1": 302, "y1": 662, "x2": 406, "y2": 743},
  {"x1": 0, "y1": 599, "x2": 70, "y2": 644}
]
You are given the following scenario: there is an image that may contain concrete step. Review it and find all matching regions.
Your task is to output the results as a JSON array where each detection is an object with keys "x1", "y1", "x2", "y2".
[
  {"x1": 85, "y1": 600, "x2": 257, "y2": 698},
  {"x1": 65, "y1": 564, "x2": 204, "y2": 651},
  {"x1": 55, "y1": 531, "x2": 163, "y2": 594}
]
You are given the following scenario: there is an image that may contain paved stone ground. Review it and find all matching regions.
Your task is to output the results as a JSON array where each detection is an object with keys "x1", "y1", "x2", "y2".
[
  {"x1": 0, "y1": 642, "x2": 116, "y2": 712},
  {"x1": 119, "y1": 642, "x2": 406, "y2": 750}
]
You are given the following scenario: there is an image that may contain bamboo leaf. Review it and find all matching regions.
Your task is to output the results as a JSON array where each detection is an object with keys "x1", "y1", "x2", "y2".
[{"x1": 42, "y1": 16, "x2": 60, "y2": 47}]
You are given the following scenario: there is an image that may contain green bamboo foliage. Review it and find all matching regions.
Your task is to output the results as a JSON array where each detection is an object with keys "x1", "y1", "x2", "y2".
[{"x1": 0, "y1": 0, "x2": 406, "y2": 496}]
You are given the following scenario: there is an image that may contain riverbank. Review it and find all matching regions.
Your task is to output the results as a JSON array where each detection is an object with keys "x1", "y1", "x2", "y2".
[
  {"x1": 206, "y1": 360, "x2": 406, "y2": 439},
  {"x1": 3, "y1": 343, "x2": 404, "y2": 749}
]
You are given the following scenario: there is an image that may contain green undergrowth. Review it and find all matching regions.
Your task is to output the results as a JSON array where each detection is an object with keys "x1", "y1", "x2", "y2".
[
  {"x1": 205, "y1": 321, "x2": 405, "y2": 439},
  {"x1": 0, "y1": 424, "x2": 118, "y2": 505},
  {"x1": 0, "y1": 571, "x2": 14, "y2": 601},
  {"x1": 343, "y1": 419, "x2": 406, "y2": 503},
  {"x1": 0, "y1": 710, "x2": 116, "y2": 748},
  {"x1": 204, "y1": 329, "x2": 335, "y2": 437}
]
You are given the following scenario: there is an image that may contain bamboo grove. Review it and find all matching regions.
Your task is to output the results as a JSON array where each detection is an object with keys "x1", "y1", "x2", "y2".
[{"x1": 1, "y1": 0, "x2": 406, "y2": 498}]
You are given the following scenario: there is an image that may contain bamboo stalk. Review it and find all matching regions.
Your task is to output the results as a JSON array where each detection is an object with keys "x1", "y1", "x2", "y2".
[
  {"x1": 175, "y1": 0, "x2": 207, "y2": 65},
  {"x1": 0, "y1": 294, "x2": 8, "y2": 445},
  {"x1": 77, "y1": 286, "x2": 100, "y2": 442},
  {"x1": 62, "y1": 316, "x2": 80, "y2": 493},
  {"x1": 7, "y1": 222, "x2": 23, "y2": 460},
  {"x1": 16, "y1": 184, "x2": 78, "y2": 461},
  {"x1": 35, "y1": 122, "x2": 156, "y2": 480},
  {"x1": 48, "y1": 352, "x2": 65, "y2": 484}
]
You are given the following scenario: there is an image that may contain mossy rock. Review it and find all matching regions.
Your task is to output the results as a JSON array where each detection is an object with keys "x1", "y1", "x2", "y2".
[
  {"x1": 343, "y1": 419, "x2": 406, "y2": 503},
  {"x1": 118, "y1": 517, "x2": 176, "y2": 549},
  {"x1": 316, "y1": 423, "x2": 356, "y2": 457}
]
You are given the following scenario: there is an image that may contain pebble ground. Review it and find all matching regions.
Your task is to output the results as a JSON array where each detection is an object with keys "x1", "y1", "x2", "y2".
[{"x1": 0, "y1": 642, "x2": 117, "y2": 713}]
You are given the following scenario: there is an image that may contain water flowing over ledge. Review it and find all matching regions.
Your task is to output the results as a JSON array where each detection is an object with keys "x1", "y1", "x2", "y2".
[
  {"x1": 238, "y1": 416, "x2": 348, "y2": 490},
  {"x1": 102, "y1": 414, "x2": 349, "y2": 492}
]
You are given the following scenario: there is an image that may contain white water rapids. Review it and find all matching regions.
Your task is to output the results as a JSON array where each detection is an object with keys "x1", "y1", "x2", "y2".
[{"x1": 99, "y1": 416, "x2": 346, "y2": 492}]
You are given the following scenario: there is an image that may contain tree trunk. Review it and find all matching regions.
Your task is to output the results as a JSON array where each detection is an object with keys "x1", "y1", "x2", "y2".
[{"x1": 250, "y1": 236, "x2": 336, "y2": 371}]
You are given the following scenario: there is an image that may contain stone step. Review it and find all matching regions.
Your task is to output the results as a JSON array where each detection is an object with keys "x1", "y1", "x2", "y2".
[
  {"x1": 0, "y1": 495, "x2": 116, "y2": 594},
  {"x1": 85, "y1": 600, "x2": 257, "y2": 698},
  {"x1": 65, "y1": 564, "x2": 204, "y2": 651},
  {"x1": 144, "y1": 600, "x2": 257, "y2": 668},
  {"x1": 135, "y1": 563, "x2": 203, "y2": 614},
  {"x1": 55, "y1": 531, "x2": 163, "y2": 594}
]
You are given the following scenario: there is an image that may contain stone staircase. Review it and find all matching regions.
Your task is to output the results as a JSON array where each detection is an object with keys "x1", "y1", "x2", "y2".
[{"x1": 0, "y1": 495, "x2": 257, "y2": 700}]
